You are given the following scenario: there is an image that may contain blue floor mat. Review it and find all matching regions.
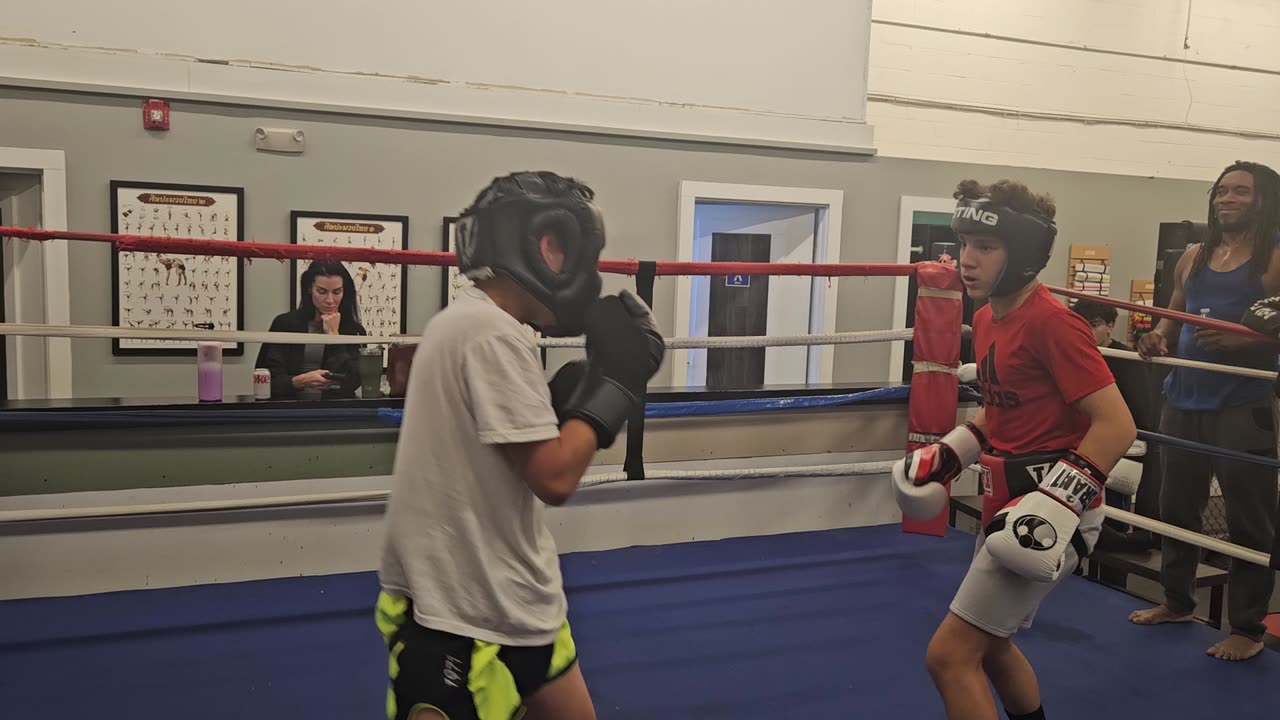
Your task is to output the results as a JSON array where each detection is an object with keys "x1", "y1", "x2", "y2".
[{"x1": 1, "y1": 524, "x2": 1273, "y2": 719}]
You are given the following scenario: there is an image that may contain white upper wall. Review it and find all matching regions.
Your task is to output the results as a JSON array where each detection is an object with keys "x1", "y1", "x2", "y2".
[
  {"x1": 868, "y1": 0, "x2": 1280, "y2": 180},
  {"x1": 10, "y1": 1, "x2": 1278, "y2": 179},
  {"x1": 0, "y1": 0, "x2": 874, "y2": 153}
]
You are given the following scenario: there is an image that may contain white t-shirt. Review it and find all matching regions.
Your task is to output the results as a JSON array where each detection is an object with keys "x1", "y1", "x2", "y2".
[{"x1": 379, "y1": 287, "x2": 564, "y2": 646}]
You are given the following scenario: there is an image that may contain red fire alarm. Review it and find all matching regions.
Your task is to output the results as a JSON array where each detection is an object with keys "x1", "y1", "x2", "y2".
[{"x1": 143, "y1": 99, "x2": 170, "y2": 131}]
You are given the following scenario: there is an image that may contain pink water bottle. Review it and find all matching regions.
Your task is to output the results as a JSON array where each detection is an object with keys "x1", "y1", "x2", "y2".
[{"x1": 197, "y1": 341, "x2": 223, "y2": 402}]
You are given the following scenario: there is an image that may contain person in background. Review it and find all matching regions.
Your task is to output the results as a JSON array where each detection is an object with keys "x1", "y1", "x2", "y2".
[
  {"x1": 1071, "y1": 299, "x2": 1155, "y2": 554},
  {"x1": 1131, "y1": 160, "x2": 1280, "y2": 661},
  {"x1": 256, "y1": 261, "x2": 367, "y2": 400}
]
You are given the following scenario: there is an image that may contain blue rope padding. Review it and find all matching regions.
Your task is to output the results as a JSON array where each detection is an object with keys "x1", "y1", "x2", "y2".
[
  {"x1": 376, "y1": 385, "x2": 982, "y2": 425},
  {"x1": 961, "y1": 393, "x2": 1280, "y2": 470},
  {"x1": 646, "y1": 385, "x2": 982, "y2": 418},
  {"x1": 961, "y1": 391, "x2": 1280, "y2": 470},
  {"x1": 1137, "y1": 429, "x2": 1280, "y2": 471},
  {"x1": 0, "y1": 385, "x2": 984, "y2": 432},
  {"x1": 0, "y1": 408, "x2": 383, "y2": 431}
]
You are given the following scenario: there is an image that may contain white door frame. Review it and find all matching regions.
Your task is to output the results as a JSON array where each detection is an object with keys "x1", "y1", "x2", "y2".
[
  {"x1": 673, "y1": 181, "x2": 844, "y2": 387},
  {"x1": 0, "y1": 147, "x2": 71, "y2": 398},
  {"x1": 888, "y1": 195, "x2": 957, "y2": 383}
]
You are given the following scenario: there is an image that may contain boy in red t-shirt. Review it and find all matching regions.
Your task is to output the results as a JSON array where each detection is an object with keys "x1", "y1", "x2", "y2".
[{"x1": 892, "y1": 180, "x2": 1139, "y2": 720}]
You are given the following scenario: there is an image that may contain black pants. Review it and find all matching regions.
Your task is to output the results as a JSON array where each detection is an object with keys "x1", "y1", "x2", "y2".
[{"x1": 1159, "y1": 404, "x2": 1278, "y2": 641}]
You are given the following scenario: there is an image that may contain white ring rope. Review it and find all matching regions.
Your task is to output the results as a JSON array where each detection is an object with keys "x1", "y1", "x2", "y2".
[
  {"x1": 1099, "y1": 346, "x2": 1278, "y2": 381},
  {"x1": 0, "y1": 322, "x2": 394, "y2": 345},
  {"x1": 7, "y1": 323, "x2": 1268, "y2": 382},
  {"x1": 0, "y1": 322, "x2": 913, "y2": 350},
  {"x1": 0, "y1": 461, "x2": 897, "y2": 524},
  {"x1": 1103, "y1": 506, "x2": 1271, "y2": 568},
  {"x1": 960, "y1": 347, "x2": 1277, "y2": 385},
  {"x1": 577, "y1": 460, "x2": 897, "y2": 488},
  {"x1": 3, "y1": 461, "x2": 1269, "y2": 569},
  {"x1": 550, "y1": 329, "x2": 915, "y2": 350}
]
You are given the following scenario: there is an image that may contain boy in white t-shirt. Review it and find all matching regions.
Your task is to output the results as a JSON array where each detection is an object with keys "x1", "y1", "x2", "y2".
[{"x1": 377, "y1": 171, "x2": 664, "y2": 720}]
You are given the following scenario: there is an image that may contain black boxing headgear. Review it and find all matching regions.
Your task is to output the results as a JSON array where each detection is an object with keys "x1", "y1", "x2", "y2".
[
  {"x1": 456, "y1": 171, "x2": 605, "y2": 336},
  {"x1": 951, "y1": 196, "x2": 1057, "y2": 297}
]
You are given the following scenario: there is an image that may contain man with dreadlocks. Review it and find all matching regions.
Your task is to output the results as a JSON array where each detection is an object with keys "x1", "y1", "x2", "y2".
[{"x1": 1132, "y1": 160, "x2": 1280, "y2": 662}]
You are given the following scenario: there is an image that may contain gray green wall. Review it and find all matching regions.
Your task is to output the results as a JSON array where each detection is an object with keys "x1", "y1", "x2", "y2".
[{"x1": 0, "y1": 87, "x2": 1213, "y2": 399}]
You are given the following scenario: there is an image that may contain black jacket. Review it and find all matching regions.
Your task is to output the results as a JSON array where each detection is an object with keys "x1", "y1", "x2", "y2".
[
  {"x1": 255, "y1": 307, "x2": 367, "y2": 399},
  {"x1": 1105, "y1": 339, "x2": 1154, "y2": 432}
]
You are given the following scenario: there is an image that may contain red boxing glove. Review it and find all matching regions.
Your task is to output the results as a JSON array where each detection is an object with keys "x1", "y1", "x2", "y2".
[
  {"x1": 905, "y1": 421, "x2": 987, "y2": 486},
  {"x1": 893, "y1": 421, "x2": 987, "y2": 520}
]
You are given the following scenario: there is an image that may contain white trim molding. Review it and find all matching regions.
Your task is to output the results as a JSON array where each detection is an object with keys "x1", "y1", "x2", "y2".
[
  {"x1": 889, "y1": 195, "x2": 956, "y2": 383},
  {"x1": 674, "y1": 181, "x2": 845, "y2": 387},
  {"x1": 0, "y1": 147, "x2": 71, "y2": 398}
]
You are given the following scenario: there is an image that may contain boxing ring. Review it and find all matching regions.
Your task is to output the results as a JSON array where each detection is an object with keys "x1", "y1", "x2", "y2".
[{"x1": 0, "y1": 225, "x2": 1278, "y2": 718}]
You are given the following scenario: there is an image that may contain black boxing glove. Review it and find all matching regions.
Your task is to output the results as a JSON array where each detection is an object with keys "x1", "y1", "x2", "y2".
[
  {"x1": 560, "y1": 291, "x2": 666, "y2": 448},
  {"x1": 584, "y1": 291, "x2": 665, "y2": 395},
  {"x1": 1242, "y1": 295, "x2": 1280, "y2": 339},
  {"x1": 547, "y1": 359, "x2": 589, "y2": 424}
]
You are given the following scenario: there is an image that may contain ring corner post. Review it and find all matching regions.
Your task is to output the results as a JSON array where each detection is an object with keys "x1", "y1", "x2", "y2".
[{"x1": 902, "y1": 262, "x2": 964, "y2": 537}]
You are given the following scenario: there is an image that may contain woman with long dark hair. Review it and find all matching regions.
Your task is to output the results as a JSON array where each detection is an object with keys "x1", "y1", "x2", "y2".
[{"x1": 256, "y1": 261, "x2": 368, "y2": 400}]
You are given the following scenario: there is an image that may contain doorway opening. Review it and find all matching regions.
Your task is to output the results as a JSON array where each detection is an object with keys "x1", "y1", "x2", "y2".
[
  {"x1": 1, "y1": 172, "x2": 47, "y2": 400},
  {"x1": 891, "y1": 197, "x2": 977, "y2": 383},
  {"x1": 0, "y1": 148, "x2": 70, "y2": 400},
  {"x1": 674, "y1": 182, "x2": 844, "y2": 389}
]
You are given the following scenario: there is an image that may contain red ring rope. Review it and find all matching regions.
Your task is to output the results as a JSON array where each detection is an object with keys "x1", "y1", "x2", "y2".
[
  {"x1": 1046, "y1": 285, "x2": 1277, "y2": 343},
  {"x1": 0, "y1": 226, "x2": 914, "y2": 278},
  {"x1": 3, "y1": 225, "x2": 1274, "y2": 338}
]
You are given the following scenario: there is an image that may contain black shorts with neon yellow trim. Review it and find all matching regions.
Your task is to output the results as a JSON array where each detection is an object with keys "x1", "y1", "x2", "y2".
[{"x1": 375, "y1": 591, "x2": 578, "y2": 720}]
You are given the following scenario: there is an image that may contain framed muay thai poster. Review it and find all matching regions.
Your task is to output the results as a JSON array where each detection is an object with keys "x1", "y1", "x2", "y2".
[
  {"x1": 110, "y1": 180, "x2": 245, "y2": 356},
  {"x1": 442, "y1": 215, "x2": 468, "y2": 307},
  {"x1": 290, "y1": 211, "x2": 409, "y2": 338}
]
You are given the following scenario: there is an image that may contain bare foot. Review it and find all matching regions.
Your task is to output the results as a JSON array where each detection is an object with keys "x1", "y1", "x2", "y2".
[
  {"x1": 1207, "y1": 635, "x2": 1264, "y2": 661},
  {"x1": 1129, "y1": 605, "x2": 1193, "y2": 625}
]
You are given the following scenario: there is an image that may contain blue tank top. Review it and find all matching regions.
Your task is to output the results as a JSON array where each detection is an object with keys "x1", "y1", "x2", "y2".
[{"x1": 1164, "y1": 258, "x2": 1276, "y2": 410}]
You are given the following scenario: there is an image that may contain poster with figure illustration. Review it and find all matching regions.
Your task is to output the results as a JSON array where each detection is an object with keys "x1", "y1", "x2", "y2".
[
  {"x1": 442, "y1": 216, "x2": 468, "y2": 306},
  {"x1": 290, "y1": 211, "x2": 408, "y2": 338},
  {"x1": 111, "y1": 180, "x2": 245, "y2": 356}
]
